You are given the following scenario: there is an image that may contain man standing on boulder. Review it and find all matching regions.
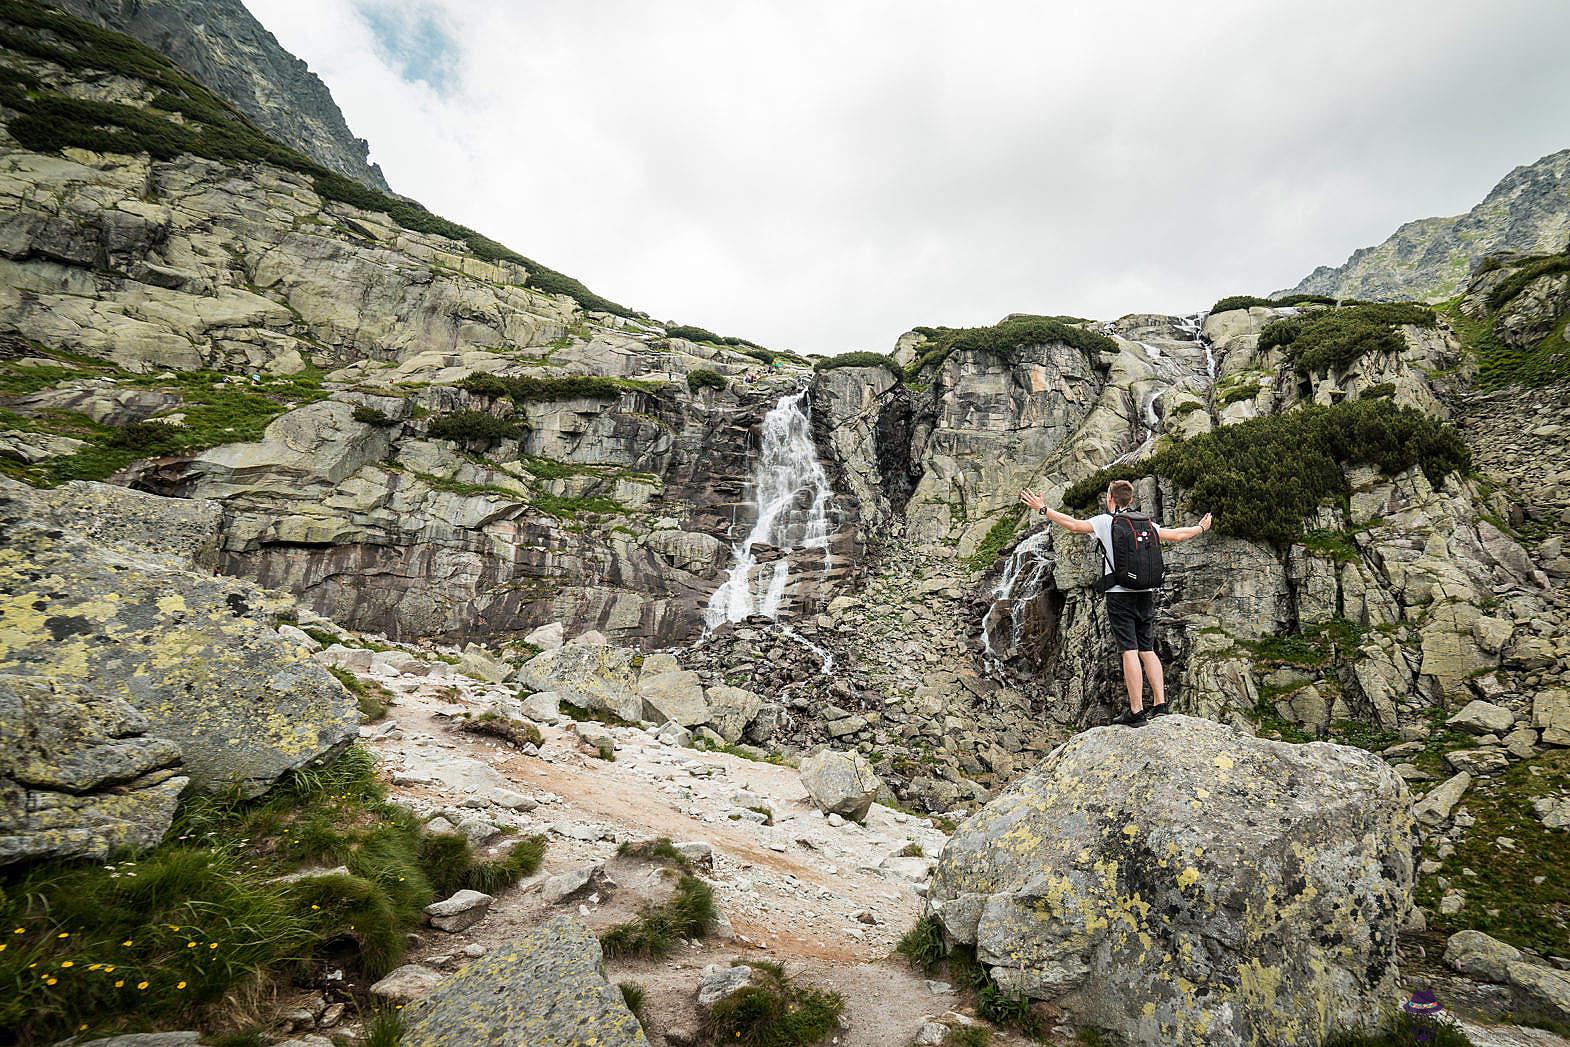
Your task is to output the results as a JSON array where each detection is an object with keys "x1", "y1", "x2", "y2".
[{"x1": 1019, "y1": 480, "x2": 1211, "y2": 727}]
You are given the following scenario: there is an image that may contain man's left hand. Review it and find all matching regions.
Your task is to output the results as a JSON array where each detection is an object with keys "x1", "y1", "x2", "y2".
[{"x1": 1018, "y1": 489, "x2": 1046, "y2": 512}]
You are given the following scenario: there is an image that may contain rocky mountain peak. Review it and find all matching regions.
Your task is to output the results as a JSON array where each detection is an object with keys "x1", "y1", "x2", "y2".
[
  {"x1": 56, "y1": 0, "x2": 391, "y2": 191},
  {"x1": 1282, "y1": 147, "x2": 1570, "y2": 303}
]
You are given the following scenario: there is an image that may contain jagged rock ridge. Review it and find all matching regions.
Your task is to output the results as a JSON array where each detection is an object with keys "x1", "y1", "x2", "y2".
[
  {"x1": 57, "y1": 0, "x2": 391, "y2": 191},
  {"x1": 1282, "y1": 147, "x2": 1570, "y2": 302}
]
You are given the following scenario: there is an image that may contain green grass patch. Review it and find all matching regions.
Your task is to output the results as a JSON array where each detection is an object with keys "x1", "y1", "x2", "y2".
[
  {"x1": 906, "y1": 315, "x2": 1118, "y2": 376},
  {"x1": 965, "y1": 506, "x2": 1025, "y2": 572},
  {"x1": 619, "y1": 981, "x2": 648, "y2": 1030},
  {"x1": 1259, "y1": 302, "x2": 1437, "y2": 376},
  {"x1": 1062, "y1": 399, "x2": 1468, "y2": 547},
  {"x1": 352, "y1": 405, "x2": 397, "y2": 426},
  {"x1": 1485, "y1": 250, "x2": 1570, "y2": 311},
  {"x1": 1301, "y1": 527, "x2": 1361, "y2": 563},
  {"x1": 1244, "y1": 617, "x2": 1367, "y2": 671},
  {"x1": 896, "y1": 914, "x2": 946, "y2": 972},
  {"x1": 0, "y1": 360, "x2": 329, "y2": 486},
  {"x1": 617, "y1": 837, "x2": 694, "y2": 873},
  {"x1": 598, "y1": 873, "x2": 714, "y2": 960},
  {"x1": 1323, "y1": 1011, "x2": 1473, "y2": 1046},
  {"x1": 530, "y1": 491, "x2": 629, "y2": 519},
  {"x1": 947, "y1": 1026, "x2": 992, "y2": 1047},
  {"x1": 0, "y1": 746, "x2": 542, "y2": 1043},
  {"x1": 560, "y1": 700, "x2": 636, "y2": 727},
  {"x1": 1447, "y1": 271, "x2": 1570, "y2": 389},
  {"x1": 1414, "y1": 749, "x2": 1569, "y2": 955},
  {"x1": 0, "y1": 0, "x2": 638, "y2": 319},
  {"x1": 700, "y1": 960, "x2": 846, "y2": 1047},
  {"x1": 325, "y1": 665, "x2": 391, "y2": 721}
]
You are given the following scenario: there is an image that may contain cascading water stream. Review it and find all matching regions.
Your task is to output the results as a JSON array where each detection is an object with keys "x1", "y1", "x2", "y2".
[
  {"x1": 704, "y1": 390, "x2": 835, "y2": 632},
  {"x1": 980, "y1": 529, "x2": 1053, "y2": 676}
]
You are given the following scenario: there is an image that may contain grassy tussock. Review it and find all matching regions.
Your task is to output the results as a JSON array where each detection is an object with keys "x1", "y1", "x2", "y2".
[
  {"x1": 700, "y1": 960, "x2": 845, "y2": 1047},
  {"x1": 0, "y1": 746, "x2": 544, "y2": 1043},
  {"x1": 599, "y1": 874, "x2": 715, "y2": 960},
  {"x1": 1324, "y1": 1012, "x2": 1473, "y2": 1046}
]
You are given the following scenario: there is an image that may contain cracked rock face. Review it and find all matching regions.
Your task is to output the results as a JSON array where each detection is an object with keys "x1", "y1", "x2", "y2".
[
  {"x1": 928, "y1": 715, "x2": 1416, "y2": 1047},
  {"x1": 0, "y1": 476, "x2": 357, "y2": 800},
  {"x1": 0, "y1": 674, "x2": 186, "y2": 866}
]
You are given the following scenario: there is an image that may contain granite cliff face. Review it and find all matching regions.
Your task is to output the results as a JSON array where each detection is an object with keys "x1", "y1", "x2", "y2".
[
  {"x1": 57, "y1": 0, "x2": 390, "y2": 190},
  {"x1": 1283, "y1": 148, "x2": 1570, "y2": 303}
]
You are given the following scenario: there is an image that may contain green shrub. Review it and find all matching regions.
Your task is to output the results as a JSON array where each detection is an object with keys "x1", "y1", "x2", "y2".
[
  {"x1": 665, "y1": 325, "x2": 762, "y2": 349},
  {"x1": 1260, "y1": 302, "x2": 1436, "y2": 375},
  {"x1": 700, "y1": 960, "x2": 845, "y2": 1047},
  {"x1": 598, "y1": 873, "x2": 714, "y2": 959},
  {"x1": 0, "y1": 0, "x2": 637, "y2": 319},
  {"x1": 1062, "y1": 399, "x2": 1469, "y2": 546},
  {"x1": 106, "y1": 419, "x2": 186, "y2": 454},
  {"x1": 352, "y1": 405, "x2": 397, "y2": 426},
  {"x1": 1359, "y1": 382, "x2": 1397, "y2": 400},
  {"x1": 1210, "y1": 293, "x2": 1338, "y2": 314},
  {"x1": 686, "y1": 368, "x2": 728, "y2": 392},
  {"x1": 458, "y1": 373, "x2": 626, "y2": 402},
  {"x1": 813, "y1": 351, "x2": 904, "y2": 379},
  {"x1": 425, "y1": 410, "x2": 523, "y2": 444},
  {"x1": 1210, "y1": 295, "x2": 1277, "y2": 314},
  {"x1": 907, "y1": 315, "x2": 1118, "y2": 375}
]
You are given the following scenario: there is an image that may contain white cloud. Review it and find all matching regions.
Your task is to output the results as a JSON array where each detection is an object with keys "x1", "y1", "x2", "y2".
[{"x1": 245, "y1": 0, "x2": 1570, "y2": 354}]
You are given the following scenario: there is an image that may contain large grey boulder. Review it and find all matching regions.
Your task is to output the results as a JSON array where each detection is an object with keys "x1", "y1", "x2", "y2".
[
  {"x1": 0, "y1": 478, "x2": 357, "y2": 797},
  {"x1": 1447, "y1": 700, "x2": 1516, "y2": 735},
  {"x1": 927, "y1": 715, "x2": 1415, "y2": 1047},
  {"x1": 706, "y1": 684, "x2": 765, "y2": 743},
  {"x1": 799, "y1": 748, "x2": 883, "y2": 822},
  {"x1": 517, "y1": 643, "x2": 642, "y2": 723},
  {"x1": 401, "y1": 916, "x2": 649, "y2": 1046},
  {"x1": 638, "y1": 669, "x2": 710, "y2": 726},
  {"x1": 0, "y1": 675, "x2": 187, "y2": 865}
]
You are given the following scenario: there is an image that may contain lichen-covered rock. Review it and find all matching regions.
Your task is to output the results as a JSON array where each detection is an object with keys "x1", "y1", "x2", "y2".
[
  {"x1": 799, "y1": 748, "x2": 883, "y2": 822},
  {"x1": 927, "y1": 714, "x2": 1415, "y2": 1047},
  {"x1": 518, "y1": 643, "x2": 642, "y2": 723},
  {"x1": 401, "y1": 915, "x2": 649, "y2": 1047},
  {"x1": 0, "y1": 477, "x2": 357, "y2": 796},
  {"x1": 0, "y1": 674, "x2": 186, "y2": 865}
]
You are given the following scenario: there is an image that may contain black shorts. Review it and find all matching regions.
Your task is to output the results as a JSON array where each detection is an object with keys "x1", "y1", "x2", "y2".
[{"x1": 1106, "y1": 591, "x2": 1156, "y2": 652}]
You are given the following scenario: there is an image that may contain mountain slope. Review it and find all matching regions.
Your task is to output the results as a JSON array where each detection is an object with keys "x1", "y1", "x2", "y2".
[
  {"x1": 56, "y1": 0, "x2": 391, "y2": 191},
  {"x1": 1281, "y1": 147, "x2": 1570, "y2": 302}
]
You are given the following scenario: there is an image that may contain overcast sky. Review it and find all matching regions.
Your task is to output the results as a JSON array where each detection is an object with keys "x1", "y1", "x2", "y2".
[{"x1": 245, "y1": 0, "x2": 1570, "y2": 356}]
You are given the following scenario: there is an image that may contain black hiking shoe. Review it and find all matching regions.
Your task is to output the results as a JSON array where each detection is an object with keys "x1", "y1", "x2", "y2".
[
  {"x1": 1110, "y1": 707, "x2": 1148, "y2": 727},
  {"x1": 1148, "y1": 702, "x2": 1172, "y2": 717}
]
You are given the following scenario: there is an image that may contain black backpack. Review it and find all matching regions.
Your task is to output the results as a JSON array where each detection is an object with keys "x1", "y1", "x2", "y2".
[{"x1": 1093, "y1": 510, "x2": 1165, "y2": 593}]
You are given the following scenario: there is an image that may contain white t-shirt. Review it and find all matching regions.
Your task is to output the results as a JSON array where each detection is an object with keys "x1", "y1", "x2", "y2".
[{"x1": 1089, "y1": 512, "x2": 1133, "y2": 594}]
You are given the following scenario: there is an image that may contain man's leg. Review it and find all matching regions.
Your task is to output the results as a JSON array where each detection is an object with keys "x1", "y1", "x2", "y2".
[
  {"x1": 1121, "y1": 650, "x2": 1145, "y2": 713},
  {"x1": 1140, "y1": 651, "x2": 1164, "y2": 709}
]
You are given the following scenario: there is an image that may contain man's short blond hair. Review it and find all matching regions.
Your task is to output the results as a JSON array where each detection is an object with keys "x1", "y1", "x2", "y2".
[{"x1": 1107, "y1": 479, "x2": 1135, "y2": 509}]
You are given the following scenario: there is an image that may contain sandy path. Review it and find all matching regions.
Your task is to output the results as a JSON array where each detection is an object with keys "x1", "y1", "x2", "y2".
[{"x1": 359, "y1": 678, "x2": 1029, "y2": 1045}]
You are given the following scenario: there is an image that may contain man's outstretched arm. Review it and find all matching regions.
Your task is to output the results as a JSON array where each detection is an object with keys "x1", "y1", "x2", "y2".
[
  {"x1": 1018, "y1": 489, "x2": 1095, "y2": 534},
  {"x1": 1158, "y1": 513, "x2": 1214, "y2": 543}
]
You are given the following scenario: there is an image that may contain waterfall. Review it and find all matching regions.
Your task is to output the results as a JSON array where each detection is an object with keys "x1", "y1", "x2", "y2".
[
  {"x1": 980, "y1": 529, "x2": 1053, "y2": 675},
  {"x1": 704, "y1": 390, "x2": 835, "y2": 630}
]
